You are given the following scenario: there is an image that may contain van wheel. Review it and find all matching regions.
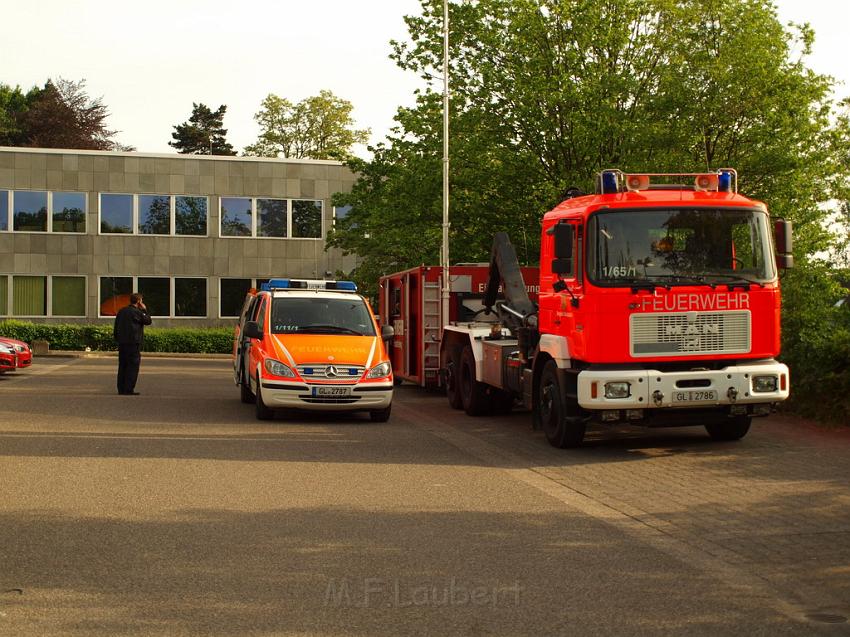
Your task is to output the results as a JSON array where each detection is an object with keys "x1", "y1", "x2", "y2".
[
  {"x1": 538, "y1": 361, "x2": 585, "y2": 448},
  {"x1": 705, "y1": 416, "x2": 751, "y2": 441},
  {"x1": 255, "y1": 378, "x2": 274, "y2": 420},
  {"x1": 240, "y1": 369, "x2": 254, "y2": 404},
  {"x1": 370, "y1": 405, "x2": 392, "y2": 422},
  {"x1": 459, "y1": 346, "x2": 489, "y2": 416},
  {"x1": 445, "y1": 352, "x2": 463, "y2": 410}
]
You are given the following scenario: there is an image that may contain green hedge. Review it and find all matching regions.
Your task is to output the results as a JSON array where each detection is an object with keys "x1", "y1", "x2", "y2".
[{"x1": 0, "y1": 320, "x2": 232, "y2": 354}]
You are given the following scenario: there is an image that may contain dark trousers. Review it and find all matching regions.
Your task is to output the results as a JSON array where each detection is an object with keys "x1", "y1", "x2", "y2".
[{"x1": 117, "y1": 343, "x2": 141, "y2": 394}]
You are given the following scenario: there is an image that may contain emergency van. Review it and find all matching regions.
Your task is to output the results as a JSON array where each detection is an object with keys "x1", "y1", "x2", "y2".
[{"x1": 233, "y1": 279, "x2": 394, "y2": 421}]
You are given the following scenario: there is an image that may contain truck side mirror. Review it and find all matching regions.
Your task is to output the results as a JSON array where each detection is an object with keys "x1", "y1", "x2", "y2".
[
  {"x1": 381, "y1": 324, "x2": 395, "y2": 340},
  {"x1": 774, "y1": 219, "x2": 794, "y2": 269},
  {"x1": 551, "y1": 223, "x2": 573, "y2": 275},
  {"x1": 243, "y1": 320, "x2": 263, "y2": 340}
]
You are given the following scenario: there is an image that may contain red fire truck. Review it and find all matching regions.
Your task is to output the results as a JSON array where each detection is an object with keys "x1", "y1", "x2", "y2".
[
  {"x1": 378, "y1": 265, "x2": 539, "y2": 388},
  {"x1": 436, "y1": 169, "x2": 793, "y2": 447}
]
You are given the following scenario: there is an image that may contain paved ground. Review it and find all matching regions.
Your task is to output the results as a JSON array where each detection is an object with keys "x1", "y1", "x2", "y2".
[{"x1": 0, "y1": 357, "x2": 849, "y2": 636}]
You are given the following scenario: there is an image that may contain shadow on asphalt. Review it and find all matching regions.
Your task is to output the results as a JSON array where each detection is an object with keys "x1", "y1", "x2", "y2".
[{"x1": 0, "y1": 507, "x2": 806, "y2": 637}]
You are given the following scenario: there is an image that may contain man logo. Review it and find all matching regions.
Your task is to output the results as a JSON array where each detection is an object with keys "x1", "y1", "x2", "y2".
[
  {"x1": 324, "y1": 365, "x2": 339, "y2": 378},
  {"x1": 664, "y1": 324, "x2": 720, "y2": 336}
]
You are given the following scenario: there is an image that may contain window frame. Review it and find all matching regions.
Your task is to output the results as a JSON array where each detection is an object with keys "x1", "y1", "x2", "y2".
[
  {"x1": 98, "y1": 193, "x2": 210, "y2": 237},
  {"x1": 5, "y1": 190, "x2": 89, "y2": 234},
  {"x1": 97, "y1": 275, "x2": 210, "y2": 319},
  {"x1": 219, "y1": 277, "x2": 256, "y2": 319},
  {"x1": 219, "y1": 197, "x2": 324, "y2": 240},
  {"x1": 0, "y1": 274, "x2": 88, "y2": 318}
]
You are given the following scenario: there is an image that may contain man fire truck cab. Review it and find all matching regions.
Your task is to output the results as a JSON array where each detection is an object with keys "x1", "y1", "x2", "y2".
[
  {"x1": 234, "y1": 279, "x2": 395, "y2": 422},
  {"x1": 440, "y1": 169, "x2": 793, "y2": 448}
]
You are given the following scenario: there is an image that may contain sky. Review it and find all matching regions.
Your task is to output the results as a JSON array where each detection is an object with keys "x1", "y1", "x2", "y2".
[{"x1": 2, "y1": 0, "x2": 848, "y2": 156}]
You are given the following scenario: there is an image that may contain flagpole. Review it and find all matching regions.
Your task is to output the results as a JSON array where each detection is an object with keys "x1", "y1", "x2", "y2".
[{"x1": 441, "y1": 0, "x2": 450, "y2": 333}]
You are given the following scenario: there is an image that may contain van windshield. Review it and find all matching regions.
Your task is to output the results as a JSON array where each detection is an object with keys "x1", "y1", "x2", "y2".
[
  {"x1": 587, "y1": 207, "x2": 775, "y2": 286},
  {"x1": 271, "y1": 297, "x2": 376, "y2": 336}
]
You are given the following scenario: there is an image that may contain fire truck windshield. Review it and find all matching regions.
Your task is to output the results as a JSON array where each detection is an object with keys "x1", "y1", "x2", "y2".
[
  {"x1": 586, "y1": 207, "x2": 775, "y2": 287},
  {"x1": 271, "y1": 297, "x2": 376, "y2": 336}
]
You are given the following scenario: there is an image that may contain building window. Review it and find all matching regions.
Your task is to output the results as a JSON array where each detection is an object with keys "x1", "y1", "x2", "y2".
[
  {"x1": 12, "y1": 275, "x2": 47, "y2": 316},
  {"x1": 0, "y1": 190, "x2": 8, "y2": 232},
  {"x1": 99, "y1": 276, "x2": 209, "y2": 318},
  {"x1": 138, "y1": 195, "x2": 171, "y2": 235},
  {"x1": 175, "y1": 278, "x2": 207, "y2": 317},
  {"x1": 100, "y1": 276, "x2": 133, "y2": 316},
  {"x1": 257, "y1": 198, "x2": 287, "y2": 238},
  {"x1": 13, "y1": 191, "x2": 48, "y2": 232},
  {"x1": 333, "y1": 205, "x2": 352, "y2": 227},
  {"x1": 137, "y1": 277, "x2": 170, "y2": 317},
  {"x1": 0, "y1": 276, "x2": 7, "y2": 315},
  {"x1": 51, "y1": 192, "x2": 87, "y2": 233},
  {"x1": 292, "y1": 200, "x2": 323, "y2": 238},
  {"x1": 221, "y1": 197, "x2": 252, "y2": 237},
  {"x1": 219, "y1": 278, "x2": 253, "y2": 318},
  {"x1": 51, "y1": 276, "x2": 86, "y2": 316},
  {"x1": 176, "y1": 196, "x2": 207, "y2": 236},
  {"x1": 101, "y1": 194, "x2": 134, "y2": 234}
]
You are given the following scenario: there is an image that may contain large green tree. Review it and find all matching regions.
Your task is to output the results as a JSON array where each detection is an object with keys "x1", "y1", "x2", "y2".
[
  {"x1": 169, "y1": 103, "x2": 236, "y2": 155},
  {"x1": 244, "y1": 90, "x2": 370, "y2": 160},
  {"x1": 328, "y1": 0, "x2": 848, "y2": 296}
]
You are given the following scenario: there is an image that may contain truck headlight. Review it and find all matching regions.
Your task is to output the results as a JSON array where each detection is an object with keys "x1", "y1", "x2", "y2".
[
  {"x1": 604, "y1": 381, "x2": 631, "y2": 399},
  {"x1": 264, "y1": 359, "x2": 296, "y2": 378},
  {"x1": 752, "y1": 375, "x2": 778, "y2": 393},
  {"x1": 366, "y1": 361, "x2": 392, "y2": 379}
]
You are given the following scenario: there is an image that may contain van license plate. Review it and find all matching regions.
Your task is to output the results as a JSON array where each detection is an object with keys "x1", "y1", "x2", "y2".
[
  {"x1": 673, "y1": 390, "x2": 717, "y2": 403},
  {"x1": 313, "y1": 386, "x2": 351, "y2": 397}
]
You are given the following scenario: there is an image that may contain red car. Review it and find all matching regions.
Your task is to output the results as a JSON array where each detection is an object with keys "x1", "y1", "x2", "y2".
[
  {"x1": 0, "y1": 337, "x2": 32, "y2": 370},
  {"x1": 0, "y1": 342, "x2": 16, "y2": 373}
]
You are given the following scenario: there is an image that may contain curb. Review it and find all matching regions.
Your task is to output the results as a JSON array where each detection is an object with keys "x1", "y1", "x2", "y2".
[{"x1": 35, "y1": 351, "x2": 230, "y2": 360}]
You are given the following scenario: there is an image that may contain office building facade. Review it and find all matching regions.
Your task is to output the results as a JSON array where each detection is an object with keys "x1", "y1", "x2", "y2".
[{"x1": 0, "y1": 147, "x2": 358, "y2": 327}]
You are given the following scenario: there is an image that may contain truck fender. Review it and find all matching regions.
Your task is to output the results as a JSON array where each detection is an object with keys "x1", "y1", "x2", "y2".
[
  {"x1": 440, "y1": 327, "x2": 486, "y2": 379},
  {"x1": 538, "y1": 334, "x2": 571, "y2": 368}
]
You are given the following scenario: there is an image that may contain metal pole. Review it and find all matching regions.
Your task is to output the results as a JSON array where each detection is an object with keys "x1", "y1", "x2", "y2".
[{"x1": 441, "y1": 0, "x2": 451, "y2": 334}]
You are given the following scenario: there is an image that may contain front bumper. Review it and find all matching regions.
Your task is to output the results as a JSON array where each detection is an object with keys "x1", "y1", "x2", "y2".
[
  {"x1": 576, "y1": 360, "x2": 789, "y2": 410},
  {"x1": 260, "y1": 381, "x2": 393, "y2": 412}
]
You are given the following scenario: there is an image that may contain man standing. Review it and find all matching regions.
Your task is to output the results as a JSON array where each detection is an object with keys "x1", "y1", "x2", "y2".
[{"x1": 113, "y1": 293, "x2": 152, "y2": 395}]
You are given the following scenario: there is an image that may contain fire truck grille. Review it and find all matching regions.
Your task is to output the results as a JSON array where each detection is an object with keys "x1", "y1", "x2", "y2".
[
  {"x1": 630, "y1": 311, "x2": 750, "y2": 357},
  {"x1": 296, "y1": 364, "x2": 365, "y2": 382}
]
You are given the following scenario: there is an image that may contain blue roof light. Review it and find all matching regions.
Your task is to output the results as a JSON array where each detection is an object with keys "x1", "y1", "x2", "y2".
[
  {"x1": 718, "y1": 170, "x2": 733, "y2": 193},
  {"x1": 332, "y1": 281, "x2": 358, "y2": 291},
  {"x1": 600, "y1": 170, "x2": 619, "y2": 194}
]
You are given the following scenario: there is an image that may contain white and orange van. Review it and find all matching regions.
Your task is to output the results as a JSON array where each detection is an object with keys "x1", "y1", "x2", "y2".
[{"x1": 234, "y1": 279, "x2": 394, "y2": 421}]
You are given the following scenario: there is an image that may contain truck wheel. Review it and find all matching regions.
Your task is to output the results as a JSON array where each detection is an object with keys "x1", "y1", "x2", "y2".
[
  {"x1": 370, "y1": 405, "x2": 392, "y2": 422},
  {"x1": 538, "y1": 361, "x2": 585, "y2": 448},
  {"x1": 255, "y1": 377, "x2": 274, "y2": 421},
  {"x1": 445, "y1": 352, "x2": 463, "y2": 410},
  {"x1": 240, "y1": 368, "x2": 254, "y2": 404},
  {"x1": 460, "y1": 346, "x2": 490, "y2": 416},
  {"x1": 705, "y1": 416, "x2": 751, "y2": 441}
]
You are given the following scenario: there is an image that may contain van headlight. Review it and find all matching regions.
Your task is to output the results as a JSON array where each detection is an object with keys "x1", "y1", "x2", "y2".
[
  {"x1": 366, "y1": 361, "x2": 391, "y2": 379},
  {"x1": 264, "y1": 359, "x2": 295, "y2": 378}
]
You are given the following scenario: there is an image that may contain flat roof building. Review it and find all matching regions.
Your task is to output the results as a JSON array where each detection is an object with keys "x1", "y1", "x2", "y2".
[{"x1": 0, "y1": 147, "x2": 359, "y2": 327}]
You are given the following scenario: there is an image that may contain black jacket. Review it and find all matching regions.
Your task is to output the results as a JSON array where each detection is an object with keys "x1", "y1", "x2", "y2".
[{"x1": 113, "y1": 305, "x2": 152, "y2": 345}]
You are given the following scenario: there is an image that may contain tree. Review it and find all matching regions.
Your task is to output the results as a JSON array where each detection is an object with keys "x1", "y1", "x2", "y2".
[
  {"x1": 169, "y1": 103, "x2": 236, "y2": 155},
  {"x1": 0, "y1": 84, "x2": 40, "y2": 146},
  {"x1": 328, "y1": 0, "x2": 848, "y2": 297},
  {"x1": 244, "y1": 90, "x2": 370, "y2": 160},
  {"x1": 1, "y1": 78, "x2": 129, "y2": 150}
]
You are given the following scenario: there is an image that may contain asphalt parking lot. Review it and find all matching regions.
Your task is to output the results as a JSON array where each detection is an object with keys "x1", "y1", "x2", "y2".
[{"x1": 1, "y1": 357, "x2": 849, "y2": 636}]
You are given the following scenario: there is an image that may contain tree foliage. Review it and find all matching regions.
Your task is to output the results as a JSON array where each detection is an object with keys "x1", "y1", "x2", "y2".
[
  {"x1": 0, "y1": 78, "x2": 129, "y2": 150},
  {"x1": 329, "y1": 0, "x2": 849, "y2": 294},
  {"x1": 244, "y1": 90, "x2": 370, "y2": 160},
  {"x1": 169, "y1": 103, "x2": 236, "y2": 155}
]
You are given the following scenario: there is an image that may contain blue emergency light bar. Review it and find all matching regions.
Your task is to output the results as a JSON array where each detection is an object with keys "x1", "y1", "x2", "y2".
[
  {"x1": 261, "y1": 279, "x2": 357, "y2": 292},
  {"x1": 597, "y1": 168, "x2": 738, "y2": 194}
]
